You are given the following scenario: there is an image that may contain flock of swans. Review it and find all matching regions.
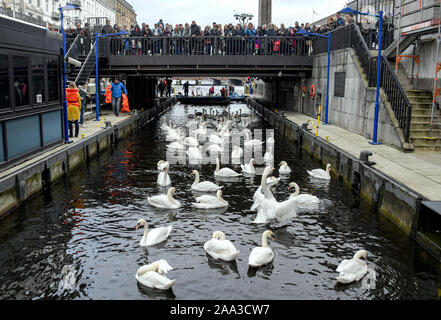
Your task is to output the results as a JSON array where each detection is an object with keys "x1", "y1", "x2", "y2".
[{"x1": 135, "y1": 106, "x2": 370, "y2": 291}]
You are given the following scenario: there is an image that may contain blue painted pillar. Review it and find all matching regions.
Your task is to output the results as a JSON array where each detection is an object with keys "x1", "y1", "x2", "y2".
[
  {"x1": 60, "y1": 10, "x2": 70, "y2": 143},
  {"x1": 372, "y1": 11, "x2": 383, "y2": 144},
  {"x1": 95, "y1": 33, "x2": 100, "y2": 121}
]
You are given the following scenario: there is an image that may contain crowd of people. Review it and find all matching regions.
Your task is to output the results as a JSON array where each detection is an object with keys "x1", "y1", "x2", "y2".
[{"x1": 65, "y1": 13, "x2": 393, "y2": 57}]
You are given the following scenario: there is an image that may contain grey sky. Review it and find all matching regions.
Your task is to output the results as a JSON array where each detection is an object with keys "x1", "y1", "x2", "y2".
[{"x1": 130, "y1": 0, "x2": 348, "y2": 27}]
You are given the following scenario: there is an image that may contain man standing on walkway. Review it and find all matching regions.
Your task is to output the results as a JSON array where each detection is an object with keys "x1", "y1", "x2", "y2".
[
  {"x1": 111, "y1": 78, "x2": 128, "y2": 117},
  {"x1": 183, "y1": 81, "x2": 189, "y2": 96}
]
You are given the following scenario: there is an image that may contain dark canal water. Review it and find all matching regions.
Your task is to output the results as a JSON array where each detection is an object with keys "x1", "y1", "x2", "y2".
[{"x1": 0, "y1": 103, "x2": 440, "y2": 300}]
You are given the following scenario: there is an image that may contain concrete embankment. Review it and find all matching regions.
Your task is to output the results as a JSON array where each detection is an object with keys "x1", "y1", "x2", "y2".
[
  {"x1": 247, "y1": 98, "x2": 441, "y2": 261},
  {"x1": 0, "y1": 97, "x2": 177, "y2": 218}
]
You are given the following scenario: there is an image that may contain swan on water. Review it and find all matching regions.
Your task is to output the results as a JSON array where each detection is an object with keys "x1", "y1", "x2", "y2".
[
  {"x1": 161, "y1": 119, "x2": 172, "y2": 132},
  {"x1": 135, "y1": 259, "x2": 176, "y2": 290},
  {"x1": 167, "y1": 137, "x2": 185, "y2": 150},
  {"x1": 135, "y1": 219, "x2": 172, "y2": 246},
  {"x1": 166, "y1": 127, "x2": 182, "y2": 141},
  {"x1": 241, "y1": 158, "x2": 257, "y2": 175},
  {"x1": 231, "y1": 146, "x2": 243, "y2": 159},
  {"x1": 266, "y1": 132, "x2": 275, "y2": 146},
  {"x1": 204, "y1": 231, "x2": 240, "y2": 262},
  {"x1": 157, "y1": 163, "x2": 172, "y2": 187},
  {"x1": 214, "y1": 157, "x2": 241, "y2": 177},
  {"x1": 287, "y1": 182, "x2": 320, "y2": 209},
  {"x1": 184, "y1": 133, "x2": 199, "y2": 147},
  {"x1": 148, "y1": 187, "x2": 181, "y2": 209},
  {"x1": 191, "y1": 170, "x2": 223, "y2": 192},
  {"x1": 248, "y1": 230, "x2": 275, "y2": 267},
  {"x1": 278, "y1": 161, "x2": 292, "y2": 175},
  {"x1": 251, "y1": 167, "x2": 278, "y2": 223},
  {"x1": 192, "y1": 190, "x2": 229, "y2": 209},
  {"x1": 244, "y1": 131, "x2": 264, "y2": 147},
  {"x1": 307, "y1": 164, "x2": 332, "y2": 180},
  {"x1": 252, "y1": 176, "x2": 280, "y2": 209},
  {"x1": 336, "y1": 250, "x2": 369, "y2": 284},
  {"x1": 187, "y1": 146, "x2": 203, "y2": 160},
  {"x1": 157, "y1": 160, "x2": 167, "y2": 171},
  {"x1": 264, "y1": 150, "x2": 274, "y2": 163}
]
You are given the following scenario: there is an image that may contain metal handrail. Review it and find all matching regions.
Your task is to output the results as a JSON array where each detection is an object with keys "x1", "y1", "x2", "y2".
[
  {"x1": 74, "y1": 41, "x2": 96, "y2": 84},
  {"x1": 65, "y1": 33, "x2": 82, "y2": 59}
]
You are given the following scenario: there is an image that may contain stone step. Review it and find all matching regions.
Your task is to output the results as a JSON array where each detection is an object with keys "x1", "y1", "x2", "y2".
[
  {"x1": 405, "y1": 90, "x2": 433, "y2": 97},
  {"x1": 413, "y1": 145, "x2": 441, "y2": 152},
  {"x1": 411, "y1": 136, "x2": 441, "y2": 144},
  {"x1": 411, "y1": 108, "x2": 441, "y2": 116},
  {"x1": 410, "y1": 129, "x2": 441, "y2": 137},
  {"x1": 411, "y1": 102, "x2": 435, "y2": 108},
  {"x1": 408, "y1": 96, "x2": 434, "y2": 103},
  {"x1": 410, "y1": 122, "x2": 441, "y2": 130}
]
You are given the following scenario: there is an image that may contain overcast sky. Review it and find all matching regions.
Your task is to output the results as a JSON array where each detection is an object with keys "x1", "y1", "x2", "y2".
[{"x1": 129, "y1": 0, "x2": 348, "y2": 27}]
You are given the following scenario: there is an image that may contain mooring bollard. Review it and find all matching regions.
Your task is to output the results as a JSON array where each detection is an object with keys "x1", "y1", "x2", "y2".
[
  {"x1": 105, "y1": 121, "x2": 112, "y2": 128},
  {"x1": 359, "y1": 150, "x2": 376, "y2": 166}
]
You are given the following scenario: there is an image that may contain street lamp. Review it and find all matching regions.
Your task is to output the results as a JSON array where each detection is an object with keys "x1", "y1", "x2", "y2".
[
  {"x1": 234, "y1": 13, "x2": 254, "y2": 27},
  {"x1": 94, "y1": 30, "x2": 128, "y2": 121},
  {"x1": 59, "y1": 3, "x2": 81, "y2": 144},
  {"x1": 340, "y1": 7, "x2": 383, "y2": 145},
  {"x1": 297, "y1": 29, "x2": 331, "y2": 125}
]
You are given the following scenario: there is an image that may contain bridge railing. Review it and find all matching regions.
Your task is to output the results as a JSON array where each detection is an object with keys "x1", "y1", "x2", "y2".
[{"x1": 98, "y1": 36, "x2": 311, "y2": 57}]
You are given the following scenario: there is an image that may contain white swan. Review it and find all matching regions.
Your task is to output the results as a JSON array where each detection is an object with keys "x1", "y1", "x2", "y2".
[
  {"x1": 161, "y1": 119, "x2": 172, "y2": 131},
  {"x1": 157, "y1": 164, "x2": 172, "y2": 187},
  {"x1": 287, "y1": 182, "x2": 320, "y2": 209},
  {"x1": 135, "y1": 219, "x2": 172, "y2": 246},
  {"x1": 214, "y1": 157, "x2": 242, "y2": 177},
  {"x1": 252, "y1": 167, "x2": 278, "y2": 224},
  {"x1": 166, "y1": 127, "x2": 182, "y2": 141},
  {"x1": 187, "y1": 146, "x2": 203, "y2": 160},
  {"x1": 264, "y1": 150, "x2": 274, "y2": 163},
  {"x1": 252, "y1": 176, "x2": 280, "y2": 209},
  {"x1": 157, "y1": 160, "x2": 167, "y2": 171},
  {"x1": 266, "y1": 132, "x2": 275, "y2": 146},
  {"x1": 148, "y1": 187, "x2": 181, "y2": 209},
  {"x1": 231, "y1": 146, "x2": 243, "y2": 159},
  {"x1": 194, "y1": 122, "x2": 207, "y2": 136},
  {"x1": 241, "y1": 158, "x2": 256, "y2": 175},
  {"x1": 135, "y1": 259, "x2": 176, "y2": 290},
  {"x1": 184, "y1": 133, "x2": 199, "y2": 147},
  {"x1": 279, "y1": 161, "x2": 292, "y2": 175},
  {"x1": 204, "y1": 231, "x2": 240, "y2": 262},
  {"x1": 208, "y1": 142, "x2": 224, "y2": 153},
  {"x1": 307, "y1": 163, "x2": 332, "y2": 180},
  {"x1": 191, "y1": 170, "x2": 223, "y2": 192},
  {"x1": 248, "y1": 230, "x2": 275, "y2": 267},
  {"x1": 167, "y1": 137, "x2": 185, "y2": 150},
  {"x1": 244, "y1": 131, "x2": 264, "y2": 147},
  {"x1": 209, "y1": 133, "x2": 224, "y2": 145},
  {"x1": 192, "y1": 190, "x2": 229, "y2": 209},
  {"x1": 336, "y1": 250, "x2": 368, "y2": 284}
]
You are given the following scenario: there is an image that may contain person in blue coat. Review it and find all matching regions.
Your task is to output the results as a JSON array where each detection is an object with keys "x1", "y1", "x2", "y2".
[{"x1": 111, "y1": 78, "x2": 128, "y2": 117}]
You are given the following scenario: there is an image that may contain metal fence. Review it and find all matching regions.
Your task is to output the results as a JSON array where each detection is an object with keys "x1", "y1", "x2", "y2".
[
  {"x1": 97, "y1": 36, "x2": 311, "y2": 57},
  {"x1": 312, "y1": 22, "x2": 412, "y2": 142}
]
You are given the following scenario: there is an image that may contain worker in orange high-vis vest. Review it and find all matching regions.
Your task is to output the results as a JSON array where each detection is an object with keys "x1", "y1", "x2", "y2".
[{"x1": 66, "y1": 82, "x2": 82, "y2": 138}]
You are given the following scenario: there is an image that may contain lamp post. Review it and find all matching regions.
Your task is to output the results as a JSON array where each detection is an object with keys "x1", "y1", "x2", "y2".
[
  {"x1": 94, "y1": 30, "x2": 128, "y2": 121},
  {"x1": 340, "y1": 7, "x2": 383, "y2": 145},
  {"x1": 59, "y1": 3, "x2": 81, "y2": 144},
  {"x1": 298, "y1": 29, "x2": 331, "y2": 124},
  {"x1": 234, "y1": 13, "x2": 254, "y2": 27}
]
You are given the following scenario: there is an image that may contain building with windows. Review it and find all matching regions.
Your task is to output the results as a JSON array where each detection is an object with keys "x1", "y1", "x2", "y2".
[{"x1": 114, "y1": 0, "x2": 136, "y2": 28}]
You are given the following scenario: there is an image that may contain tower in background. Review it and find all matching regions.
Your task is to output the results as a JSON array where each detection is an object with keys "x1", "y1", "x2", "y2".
[{"x1": 258, "y1": 0, "x2": 272, "y2": 26}]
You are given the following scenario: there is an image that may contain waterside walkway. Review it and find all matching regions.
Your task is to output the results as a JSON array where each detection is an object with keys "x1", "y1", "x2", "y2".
[{"x1": 284, "y1": 112, "x2": 441, "y2": 202}]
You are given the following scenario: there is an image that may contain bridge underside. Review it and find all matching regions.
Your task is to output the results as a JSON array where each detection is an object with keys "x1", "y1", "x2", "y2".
[{"x1": 101, "y1": 55, "x2": 312, "y2": 77}]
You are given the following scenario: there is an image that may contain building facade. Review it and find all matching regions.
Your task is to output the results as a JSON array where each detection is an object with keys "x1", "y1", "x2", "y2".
[{"x1": 114, "y1": 0, "x2": 136, "y2": 28}]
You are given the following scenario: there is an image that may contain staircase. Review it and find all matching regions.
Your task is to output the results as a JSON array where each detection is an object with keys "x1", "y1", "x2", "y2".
[
  {"x1": 396, "y1": 66, "x2": 441, "y2": 151},
  {"x1": 73, "y1": 42, "x2": 96, "y2": 85}
]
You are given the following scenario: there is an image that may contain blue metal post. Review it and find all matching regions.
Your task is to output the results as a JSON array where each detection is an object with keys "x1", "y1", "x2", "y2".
[
  {"x1": 95, "y1": 33, "x2": 100, "y2": 121},
  {"x1": 60, "y1": 10, "x2": 71, "y2": 143},
  {"x1": 371, "y1": 11, "x2": 383, "y2": 145},
  {"x1": 325, "y1": 33, "x2": 331, "y2": 124}
]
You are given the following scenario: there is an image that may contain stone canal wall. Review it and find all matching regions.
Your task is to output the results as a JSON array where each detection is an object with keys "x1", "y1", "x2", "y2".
[
  {"x1": 247, "y1": 98, "x2": 437, "y2": 258},
  {"x1": 0, "y1": 97, "x2": 177, "y2": 218}
]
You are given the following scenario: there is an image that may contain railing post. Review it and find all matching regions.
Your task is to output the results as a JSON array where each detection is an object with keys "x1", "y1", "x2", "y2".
[{"x1": 95, "y1": 33, "x2": 100, "y2": 121}]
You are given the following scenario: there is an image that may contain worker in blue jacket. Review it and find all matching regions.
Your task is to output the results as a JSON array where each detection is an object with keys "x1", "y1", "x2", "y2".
[{"x1": 111, "y1": 78, "x2": 128, "y2": 117}]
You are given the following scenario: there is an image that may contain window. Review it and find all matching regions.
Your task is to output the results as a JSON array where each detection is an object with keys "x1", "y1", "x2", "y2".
[
  {"x1": 32, "y1": 56, "x2": 45, "y2": 105},
  {"x1": 0, "y1": 55, "x2": 10, "y2": 109},
  {"x1": 47, "y1": 58, "x2": 59, "y2": 102},
  {"x1": 13, "y1": 56, "x2": 30, "y2": 107},
  {"x1": 334, "y1": 72, "x2": 346, "y2": 97}
]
